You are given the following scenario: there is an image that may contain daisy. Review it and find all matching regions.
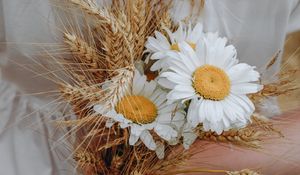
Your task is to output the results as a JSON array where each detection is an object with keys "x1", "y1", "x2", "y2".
[
  {"x1": 145, "y1": 22, "x2": 204, "y2": 71},
  {"x1": 94, "y1": 70, "x2": 185, "y2": 151},
  {"x1": 159, "y1": 35, "x2": 263, "y2": 134}
]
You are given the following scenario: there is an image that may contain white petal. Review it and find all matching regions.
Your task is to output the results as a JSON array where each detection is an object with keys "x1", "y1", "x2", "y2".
[
  {"x1": 227, "y1": 63, "x2": 260, "y2": 84},
  {"x1": 164, "y1": 27, "x2": 176, "y2": 43},
  {"x1": 149, "y1": 88, "x2": 163, "y2": 102},
  {"x1": 157, "y1": 77, "x2": 176, "y2": 89},
  {"x1": 155, "y1": 142, "x2": 165, "y2": 159},
  {"x1": 222, "y1": 94, "x2": 254, "y2": 126},
  {"x1": 178, "y1": 52, "x2": 197, "y2": 71},
  {"x1": 182, "y1": 123, "x2": 198, "y2": 149},
  {"x1": 133, "y1": 70, "x2": 146, "y2": 94},
  {"x1": 213, "y1": 101, "x2": 224, "y2": 122},
  {"x1": 223, "y1": 95, "x2": 247, "y2": 122},
  {"x1": 142, "y1": 80, "x2": 157, "y2": 98},
  {"x1": 146, "y1": 37, "x2": 169, "y2": 52},
  {"x1": 158, "y1": 103, "x2": 177, "y2": 114},
  {"x1": 155, "y1": 31, "x2": 171, "y2": 48},
  {"x1": 129, "y1": 134, "x2": 139, "y2": 145},
  {"x1": 198, "y1": 98, "x2": 206, "y2": 122},
  {"x1": 234, "y1": 94, "x2": 255, "y2": 114},
  {"x1": 153, "y1": 92, "x2": 167, "y2": 106},
  {"x1": 105, "y1": 119, "x2": 115, "y2": 128},
  {"x1": 203, "y1": 100, "x2": 216, "y2": 123},
  {"x1": 223, "y1": 98, "x2": 245, "y2": 122},
  {"x1": 120, "y1": 122, "x2": 129, "y2": 128},
  {"x1": 195, "y1": 39, "x2": 206, "y2": 64},
  {"x1": 173, "y1": 22, "x2": 185, "y2": 42},
  {"x1": 213, "y1": 121, "x2": 225, "y2": 135},
  {"x1": 94, "y1": 104, "x2": 105, "y2": 114},
  {"x1": 178, "y1": 42, "x2": 201, "y2": 67},
  {"x1": 174, "y1": 85, "x2": 196, "y2": 94},
  {"x1": 205, "y1": 36, "x2": 227, "y2": 67},
  {"x1": 131, "y1": 125, "x2": 145, "y2": 137},
  {"x1": 187, "y1": 98, "x2": 200, "y2": 127},
  {"x1": 160, "y1": 72, "x2": 192, "y2": 85},
  {"x1": 154, "y1": 124, "x2": 177, "y2": 141},
  {"x1": 151, "y1": 51, "x2": 167, "y2": 60},
  {"x1": 183, "y1": 132, "x2": 198, "y2": 149},
  {"x1": 167, "y1": 89, "x2": 195, "y2": 101},
  {"x1": 156, "y1": 112, "x2": 172, "y2": 124},
  {"x1": 189, "y1": 23, "x2": 203, "y2": 43},
  {"x1": 169, "y1": 64, "x2": 192, "y2": 78},
  {"x1": 140, "y1": 130, "x2": 157, "y2": 150},
  {"x1": 150, "y1": 59, "x2": 165, "y2": 71},
  {"x1": 167, "y1": 55, "x2": 192, "y2": 74},
  {"x1": 221, "y1": 45, "x2": 238, "y2": 70},
  {"x1": 172, "y1": 111, "x2": 186, "y2": 130},
  {"x1": 231, "y1": 83, "x2": 263, "y2": 95}
]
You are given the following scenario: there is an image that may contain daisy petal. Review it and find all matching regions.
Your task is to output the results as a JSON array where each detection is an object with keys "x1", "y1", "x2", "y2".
[
  {"x1": 155, "y1": 31, "x2": 171, "y2": 47},
  {"x1": 187, "y1": 99, "x2": 200, "y2": 127},
  {"x1": 157, "y1": 77, "x2": 176, "y2": 89},
  {"x1": 178, "y1": 42, "x2": 201, "y2": 67},
  {"x1": 231, "y1": 83, "x2": 263, "y2": 95},
  {"x1": 167, "y1": 89, "x2": 195, "y2": 101},
  {"x1": 142, "y1": 80, "x2": 157, "y2": 98},
  {"x1": 129, "y1": 134, "x2": 139, "y2": 145},
  {"x1": 227, "y1": 63, "x2": 260, "y2": 84},
  {"x1": 160, "y1": 72, "x2": 192, "y2": 85},
  {"x1": 133, "y1": 70, "x2": 146, "y2": 94},
  {"x1": 154, "y1": 124, "x2": 177, "y2": 141},
  {"x1": 189, "y1": 23, "x2": 203, "y2": 43},
  {"x1": 140, "y1": 130, "x2": 157, "y2": 150},
  {"x1": 151, "y1": 51, "x2": 167, "y2": 60},
  {"x1": 155, "y1": 142, "x2": 165, "y2": 159},
  {"x1": 131, "y1": 125, "x2": 145, "y2": 137},
  {"x1": 172, "y1": 111, "x2": 186, "y2": 130}
]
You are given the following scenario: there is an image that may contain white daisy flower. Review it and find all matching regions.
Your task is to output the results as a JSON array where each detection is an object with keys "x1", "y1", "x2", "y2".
[
  {"x1": 145, "y1": 22, "x2": 204, "y2": 71},
  {"x1": 94, "y1": 70, "x2": 185, "y2": 152},
  {"x1": 159, "y1": 34, "x2": 263, "y2": 134}
]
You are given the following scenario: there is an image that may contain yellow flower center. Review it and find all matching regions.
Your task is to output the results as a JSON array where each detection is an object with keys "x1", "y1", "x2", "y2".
[
  {"x1": 170, "y1": 42, "x2": 196, "y2": 51},
  {"x1": 115, "y1": 95, "x2": 158, "y2": 124},
  {"x1": 193, "y1": 65, "x2": 231, "y2": 101}
]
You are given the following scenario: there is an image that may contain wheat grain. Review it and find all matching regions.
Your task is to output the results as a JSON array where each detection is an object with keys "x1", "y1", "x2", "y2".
[
  {"x1": 198, "y1": 127, "x2": 263, "y2": 149},
  {"x1": 68, "y1": 0, "x2": 110, "y2": 22}
]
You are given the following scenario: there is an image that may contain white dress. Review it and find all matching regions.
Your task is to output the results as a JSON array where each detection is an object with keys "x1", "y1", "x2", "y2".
[{"x1": 0, "y1": 0, "x2": 300, "y2": 174}]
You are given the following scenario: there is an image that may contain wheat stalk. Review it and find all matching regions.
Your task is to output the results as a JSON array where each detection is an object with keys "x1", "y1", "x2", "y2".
[
  {"x1": 59, "y1": 83, "x2": 102, "y2": 104},
  {"x1": 53, "y1": 1, "x2": 197, "y2": 175},
  {"x1": 197, "y1": 114, "x2": 281, "y2": 149},
  {"x1": 64, "y1": 33, "x2": 107, "y2": 82},
  {"x1": 68, "y1": 0, "x2": 110, "y2": 22},
  {"x1": 74, "y1": 149, "x2": 107, "y2": 174},
  {"x1": 226, "y1": 169, "x2": 261, "y2": 175},
  {"x1": 198, "y1": 127, "x2": 263, "y2": 149}
]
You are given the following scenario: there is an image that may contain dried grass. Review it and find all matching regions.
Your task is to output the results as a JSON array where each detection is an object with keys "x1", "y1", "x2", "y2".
[{"x1": 197, "y1": 114, "x2": 282, "y2": 149}]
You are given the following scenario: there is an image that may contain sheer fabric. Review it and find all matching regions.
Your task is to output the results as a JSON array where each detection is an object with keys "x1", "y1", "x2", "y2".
[{"x1": 0, "y1": 0, "x2": 300, "y2": 174}]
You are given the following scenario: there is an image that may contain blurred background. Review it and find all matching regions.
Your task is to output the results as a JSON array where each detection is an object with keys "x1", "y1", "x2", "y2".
[{"x1": 280, "y1": 31, "x2": 300, "y2": 111}]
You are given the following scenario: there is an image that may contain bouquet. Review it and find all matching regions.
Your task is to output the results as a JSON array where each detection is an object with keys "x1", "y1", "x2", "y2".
[{"x1": 42, "y1": 0, "x2": 299, "y2": 174}]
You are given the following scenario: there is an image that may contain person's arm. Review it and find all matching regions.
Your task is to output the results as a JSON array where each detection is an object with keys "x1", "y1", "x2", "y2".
[{"x1": 188, "y1": 109, "x2": 300, "y2": 174}]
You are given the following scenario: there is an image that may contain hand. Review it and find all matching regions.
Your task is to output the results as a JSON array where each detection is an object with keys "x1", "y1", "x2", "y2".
[{"x1": 186, "y1": 109, "x2": 300, "y2": 175}]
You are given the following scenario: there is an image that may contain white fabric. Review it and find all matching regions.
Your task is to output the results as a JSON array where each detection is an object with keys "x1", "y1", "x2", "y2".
[
  {"x1": 0, "y1": 0, "x2": 300, "y2": 174},
  {"x1": 0, "y1": 80, "x2": 73, "y2": 175}
]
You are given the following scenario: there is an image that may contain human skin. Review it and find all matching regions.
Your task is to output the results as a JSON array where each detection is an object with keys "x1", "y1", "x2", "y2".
[{"x1": 184, "y1": 109, "x2": 300, "y2": 175}]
